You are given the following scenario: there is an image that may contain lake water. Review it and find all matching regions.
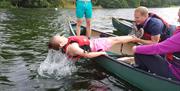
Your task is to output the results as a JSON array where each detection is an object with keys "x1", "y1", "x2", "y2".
[{"x1": 0, "y1": 7, "x2": 179, "y2": 91}]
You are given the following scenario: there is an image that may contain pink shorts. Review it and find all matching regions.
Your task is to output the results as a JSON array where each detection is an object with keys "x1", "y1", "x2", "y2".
[{"x1": 90, "y1": 38, "x2": 112, "y2": 52}]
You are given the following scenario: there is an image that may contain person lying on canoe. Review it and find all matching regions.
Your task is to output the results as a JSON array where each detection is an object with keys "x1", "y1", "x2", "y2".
[
  {"x1": 132, "y1": 26, "x2": 180, "y2": 81},
  {"x1": 48, "y1": 35, "x2": 135, "y2": 60},
  {"x1": 133, "y1": 6, "x2": 176, "y2": 45}
]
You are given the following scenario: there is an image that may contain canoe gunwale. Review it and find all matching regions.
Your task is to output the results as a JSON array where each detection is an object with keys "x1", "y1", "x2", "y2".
[{"x1": 102, "y1": 55, "x2": 180, "y2": 85}]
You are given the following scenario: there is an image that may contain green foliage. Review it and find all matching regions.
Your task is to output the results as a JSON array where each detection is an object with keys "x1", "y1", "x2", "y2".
[
  {"x1": 127, "y1": 0, "x2": 141, "y2": 8},
  {"x1": 97, "y1": 0, "x2": 180, "y2": 8},
  {"x1": 10, "y1": 0, "x2": 61, "y2": 8},
  {"x1": 97, "y1": 0, "x2": 140, "y2": 8},
  {"x1": 141, "y1": 0, "x2": 162, "y2": 7},
  {"x1": 141, "y1": 0, "x2": 180, "y2": 7},
  {"x1": 10, "y1": 0, "x2": 50, "y2": 8},
  {"x1": 0, "y1": 0, "x2": 13, "y2": 8},
  {"x1": 98, "y1": 0, "x2": 128, "y2": 8}
]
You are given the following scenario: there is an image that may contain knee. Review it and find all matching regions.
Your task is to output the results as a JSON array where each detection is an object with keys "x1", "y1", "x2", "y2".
[
  {"x1": 134, "y1": 53, "x2": 147, "y2": 63},
  {"x1": 134, "y1": 53, "x2": 142, "y2": 58},
  {"x1": 86, "y1": 20, "x2": 91, "y2": 25},
  {"x1": 77, "y1": 20, "x2": 82, "y2": 25}
]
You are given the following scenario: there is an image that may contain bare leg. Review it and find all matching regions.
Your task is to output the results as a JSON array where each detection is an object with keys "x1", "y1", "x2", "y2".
[
  {"x1": 108, "y1": 36, "x2": 135, "y2": 46},
  {"x1": 86, "y1": 18, "x2": 91, "y2": 38},
  {"x1": 76, "y1": 19, "x2": 83, "y2": 36}
]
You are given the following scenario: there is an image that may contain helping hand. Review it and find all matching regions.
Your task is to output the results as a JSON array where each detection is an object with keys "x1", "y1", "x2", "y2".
[{"x1": 131, "y1": 35, "x2": 141, "y2": 43}]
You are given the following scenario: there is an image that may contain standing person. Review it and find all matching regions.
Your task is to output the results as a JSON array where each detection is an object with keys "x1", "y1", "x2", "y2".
[
  {"x1": 73, "y1": 0, "x2": 93, "y2": 38},
  {"x1": 133, "y1": 6, "x2": 176, "y2": 45}
]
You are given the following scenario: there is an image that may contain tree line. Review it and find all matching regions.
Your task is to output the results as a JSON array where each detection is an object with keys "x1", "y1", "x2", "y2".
[
  {"x1": 96, "y1": 0, "x2": 180, "y2": 8},
  {"x1": 0, "y1": 0, "x2": 180, "y2": 8},
  {"x1": 0, "y1": 0, "x2": 67, "y2": 8}
]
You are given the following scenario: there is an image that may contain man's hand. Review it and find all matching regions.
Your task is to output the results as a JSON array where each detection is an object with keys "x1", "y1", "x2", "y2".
[{"x1": 131, "y1": 35, "x2": 141, "y2": 43}]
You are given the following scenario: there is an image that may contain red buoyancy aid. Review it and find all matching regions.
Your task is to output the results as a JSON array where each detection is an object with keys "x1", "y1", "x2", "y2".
[
  {"x1": 62, "y1": 36, "x2": 91, "y2": 59},
  {"x1": 166, "y1": 26, "x2": 180, "y2": 61},
  {"x1": 143, "y1": 13, "x2": 170, "y2": 40}
]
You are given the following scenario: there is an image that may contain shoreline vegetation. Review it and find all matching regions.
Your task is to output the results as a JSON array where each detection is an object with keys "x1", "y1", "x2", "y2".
[{"x1": 0, "y1": 0, "x2": 180, "y2": 9}]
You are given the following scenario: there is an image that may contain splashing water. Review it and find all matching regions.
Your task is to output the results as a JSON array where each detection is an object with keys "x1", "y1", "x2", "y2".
[{"x1": 38, "y1": 50, "x2": 77, "y2": 79}]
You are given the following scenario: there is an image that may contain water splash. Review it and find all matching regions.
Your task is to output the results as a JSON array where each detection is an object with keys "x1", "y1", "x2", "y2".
[{"x1": 38, "y1": 50, "x2": 77, "y2": 80}]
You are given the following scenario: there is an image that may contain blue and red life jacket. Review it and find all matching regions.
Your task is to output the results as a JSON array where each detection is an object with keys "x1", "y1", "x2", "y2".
[
  {"x1": 142, "y1": 13, "x2": 172, "y2": 41},
  {"x1": 62, "y1": 36, "x2": 91, "y2": 59}
]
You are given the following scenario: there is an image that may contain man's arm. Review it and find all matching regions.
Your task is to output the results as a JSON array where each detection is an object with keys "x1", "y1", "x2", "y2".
[
  {"x1": 135, "y1": 18, "x2": 163, "y2": 45},
  {"x1": 133, "y1": 34, "x2": 160, "y2": 45},
  {"x1": 68, "y1": 43, "x2": 107, "y2": 58}
]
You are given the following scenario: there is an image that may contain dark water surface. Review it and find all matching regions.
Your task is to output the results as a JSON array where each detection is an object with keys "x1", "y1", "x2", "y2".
[{"x1": 0, "y1": 7, "x2": 179, "y2": 91}]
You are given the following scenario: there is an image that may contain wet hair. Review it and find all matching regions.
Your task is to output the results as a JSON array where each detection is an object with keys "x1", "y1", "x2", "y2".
[
  {"x1": 135, "y1": 6, "x2": 149, "y2": 17},
  {"x1": 48, "y1": 36, "x2": 61, "y2": 50}
]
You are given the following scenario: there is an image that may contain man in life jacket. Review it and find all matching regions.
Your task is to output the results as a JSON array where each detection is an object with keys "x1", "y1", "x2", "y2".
[
  {"x1": 133, "y1": 6, "x2": 176, "y2": 45},
  {"x1": 132, "y1": 9, "x2": 180, "y2": 81},
  {"x1": 48, "y1": 35, "x2": 136, "y2": 60}
]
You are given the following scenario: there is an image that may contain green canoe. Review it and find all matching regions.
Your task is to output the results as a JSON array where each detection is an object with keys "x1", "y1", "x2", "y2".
[
  {"x1": 68, "y1": 20, "x2": 180, "y2": 91},
  {"x1": 112, "y1": 17, "x2": 135, "y2": 36}
]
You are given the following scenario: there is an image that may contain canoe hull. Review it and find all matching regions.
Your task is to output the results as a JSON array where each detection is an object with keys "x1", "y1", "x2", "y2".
[{"x1": 95, "y1": 55, "x2": 180, "y2": 91}]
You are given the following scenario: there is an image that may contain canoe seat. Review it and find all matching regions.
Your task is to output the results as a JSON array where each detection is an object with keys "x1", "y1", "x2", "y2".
[{"x1": 117, "y1": 57, "x2": 135, "y2": 65}]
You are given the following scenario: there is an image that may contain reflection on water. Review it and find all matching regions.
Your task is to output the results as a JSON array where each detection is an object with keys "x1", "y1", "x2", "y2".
[{"x1": 0, "y1": 7, "x2": 179, "y2": 91}]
